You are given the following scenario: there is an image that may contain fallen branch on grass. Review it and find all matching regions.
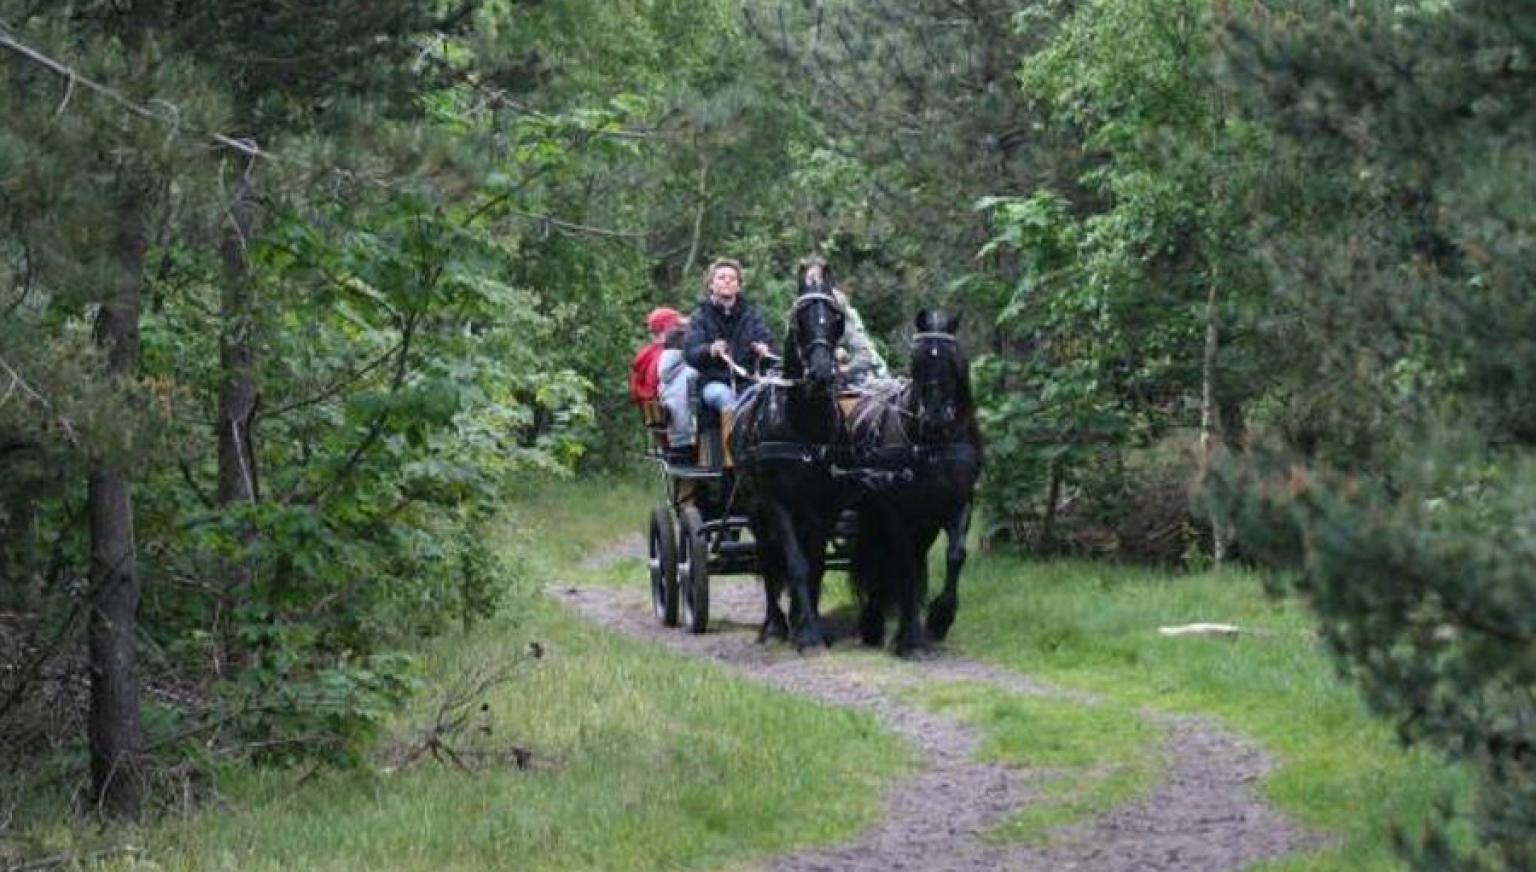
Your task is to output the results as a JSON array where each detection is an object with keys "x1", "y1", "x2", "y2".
[
  {"x1": 1157, "y1": 623, "x2": 1244, "y2": 638},
  {"x1": 385, "y1": 650, "x2": 542, "y2": 775}
]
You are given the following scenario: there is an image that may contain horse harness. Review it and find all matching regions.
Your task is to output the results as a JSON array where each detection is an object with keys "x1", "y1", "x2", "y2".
[
  {"x1": 732, "y1": 313, "x2": 977, "y2": 473},
  {"x1": 737, "y1": 438, "x2": 979, "y2": 472}
]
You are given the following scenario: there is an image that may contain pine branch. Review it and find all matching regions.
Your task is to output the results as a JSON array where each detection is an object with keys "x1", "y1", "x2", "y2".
[{"x1": 0, "y1": 25, "x2": 269, "y2": 161}]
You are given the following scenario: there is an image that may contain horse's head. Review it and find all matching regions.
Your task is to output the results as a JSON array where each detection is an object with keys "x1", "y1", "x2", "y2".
[
  {"x1": 910, "y1": 309, "x2": 971, "y2": 436},
  {"x1": 785, "y1": 260, "x2": 846, "y2": 394}
]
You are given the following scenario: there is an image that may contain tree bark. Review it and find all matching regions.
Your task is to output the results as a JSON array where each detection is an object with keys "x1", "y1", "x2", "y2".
[
  {"x1": 88, "y1": 179, "x2": 148, "y2": 820},
  {"x1": 1198, "y1": 279, "x2": 1233, "y2": 566},
  {"x1": 1040, "y1": 456, "x2": 1063, "y2": 554},
  {"x1": 680, "y1": 157, "x2": 710, "y2": 282},
  {"x1": 214, "y1": 152, "x2": 260, "y2": 671}
]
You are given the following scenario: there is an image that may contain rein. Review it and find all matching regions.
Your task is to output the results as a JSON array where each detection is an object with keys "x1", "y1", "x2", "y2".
[{"x1": 719, "y1": 350, "x2": 791, "y2": 387}]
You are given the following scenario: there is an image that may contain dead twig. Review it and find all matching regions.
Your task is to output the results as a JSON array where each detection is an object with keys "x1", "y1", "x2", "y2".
[{"x1": 387, "y1": 652, "x2": 541, "y2": 775}]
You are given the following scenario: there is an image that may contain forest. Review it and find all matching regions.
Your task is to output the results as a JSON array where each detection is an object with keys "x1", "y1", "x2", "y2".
[{"x1": 2, "y1": 1, "x2": 1533, "y2": 869}]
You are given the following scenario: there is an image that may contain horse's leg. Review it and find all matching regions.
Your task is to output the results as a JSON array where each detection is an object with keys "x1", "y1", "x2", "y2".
[
  {"x1": 855, "y1": 507, "x2": 889, "y2": 648},
  {"x1": 760, "y1": 572, "x2": 789, "y2": 643},
  {"x1": 926, "y1": 502, "x2": 972, "y2": 641},
  {"x1": 754, "y1": 510, "x2": 790, "y2": 643},
  {"x1": 767, "y1": 501, "x2": 825, "y2": 651},
  {"x1": 894, "y1": 527, "x2": 937, "y2": 657},
  {"x1": 803, "y1": 519, "x2": 833, "y2": 645},
  {"x1": 806, "y1": 503, "x2": 838, "y2": 617}
]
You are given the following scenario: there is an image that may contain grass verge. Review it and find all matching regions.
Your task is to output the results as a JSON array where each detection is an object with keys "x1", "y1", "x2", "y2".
[
  {"x1": 18, "y1": 469, "x2": 911, "y2": 871},
  {"x1": 946, "y1": 555, "x2": 1470, "y2": 870},
  {"x1": 127, "y1": 598, "x2": 909, "y2": 871}
]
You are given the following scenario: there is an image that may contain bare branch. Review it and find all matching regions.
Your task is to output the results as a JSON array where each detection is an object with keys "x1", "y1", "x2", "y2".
[
  {"x1": 0, "y1": 26, "x2": 270, "y2": 162},
  {"x1": 0, "y1": 355, "x2": 80, "y2": 447}
]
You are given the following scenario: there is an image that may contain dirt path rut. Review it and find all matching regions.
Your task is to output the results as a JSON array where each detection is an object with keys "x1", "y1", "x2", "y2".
[{"x1": 554, "y1": 550, "x2": 1324, "y2": 871}]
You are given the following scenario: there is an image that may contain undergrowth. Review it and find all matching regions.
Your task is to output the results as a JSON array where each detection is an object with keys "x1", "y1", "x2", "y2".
[{"x1": 4, "y1": 469, "x2": 911, "y2": 871}]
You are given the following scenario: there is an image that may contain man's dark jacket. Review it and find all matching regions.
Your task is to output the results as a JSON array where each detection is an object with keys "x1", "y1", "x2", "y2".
[{"x1": 684, "y1": 296, "x2": 777, "y2": 387}]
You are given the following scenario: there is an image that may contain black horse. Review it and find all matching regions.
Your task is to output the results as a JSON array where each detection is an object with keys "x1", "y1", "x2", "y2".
[
  {"x1": 729, "y1": 263, "x2": 848, "y2": 649},
  {"x1": 849, "y1": 310, "x2": 982, "y2": 655}
]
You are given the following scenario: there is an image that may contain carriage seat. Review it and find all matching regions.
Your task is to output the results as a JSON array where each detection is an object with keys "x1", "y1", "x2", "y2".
[{"x1": 638, "y1": 398, "x2": 670, "y2": 455}]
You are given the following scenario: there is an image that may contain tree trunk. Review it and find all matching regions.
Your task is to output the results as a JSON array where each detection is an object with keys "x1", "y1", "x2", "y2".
[
  {"x1": 1040, "y1": 456, "x2": 1063, "y2": 554},
  {"x1": 1198, "y1": 279, "x2": 1233, "y2": 566},
  {"x1": 214, "y1": 152, "x2": 260, "y2": 672},
  {"x1": 88, "y1": 180, "x2": 148, "y2": 820},
  {"x1": 680, "y1": 157, "x2": 710, "y2": 281}
]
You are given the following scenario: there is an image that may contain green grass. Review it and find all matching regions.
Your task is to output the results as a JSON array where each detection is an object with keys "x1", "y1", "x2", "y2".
[
  {"x1": 502, "y1": 469, "x2": 659, "y2": 585},
  {"x1": 946, "y1": 555, "x2": 1470, "y2": 870},
  {"x1": 905, "y1": 681, "x2": 1163, "y2": 842},
  {"x1": 125, "y1": 599, "x2": 910, "y2": 871},
  {"x1": 19, "y1": 470, "x2": 911, "y2": 872}
]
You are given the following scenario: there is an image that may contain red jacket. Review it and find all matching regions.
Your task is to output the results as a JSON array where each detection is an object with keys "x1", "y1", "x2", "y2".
[{"x1": 629, "y1": 341, "x2": 664, "y2": 403}]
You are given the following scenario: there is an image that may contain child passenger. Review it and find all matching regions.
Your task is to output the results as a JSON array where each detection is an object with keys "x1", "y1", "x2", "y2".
[
  {"x1": 629, "y1": 307, "x2": 682, "y2": 405},
  {"x1": 657, "y1": 318, "x2": 696, "y2": 463}
]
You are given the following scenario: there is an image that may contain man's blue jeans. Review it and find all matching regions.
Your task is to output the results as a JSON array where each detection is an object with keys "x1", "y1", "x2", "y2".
[{"x1": 701, "y1": 381, "x2": 737, "y2": 414}]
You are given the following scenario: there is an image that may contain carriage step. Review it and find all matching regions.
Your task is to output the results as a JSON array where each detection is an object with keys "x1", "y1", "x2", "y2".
[
  {"x1": 700, "y1": 516, "x2": 752, "y2": 535},
  {"x1": 713, "y1": 539, "x2": 756, "y2": 557},
  {"x1": 663, "y1": 462, "x2": 723, "y2": 480}
]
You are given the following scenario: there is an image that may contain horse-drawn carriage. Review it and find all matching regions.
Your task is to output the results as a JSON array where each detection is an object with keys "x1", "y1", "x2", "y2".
[
  {"x1": 639, "y1": 392, "x2": 858, "y2": 636},
  {"x1": 637, "y1": 265, "x2": 981, "y2": 654}
]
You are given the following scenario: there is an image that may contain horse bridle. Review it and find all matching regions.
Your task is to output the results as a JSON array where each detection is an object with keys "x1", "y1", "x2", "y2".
[
  {"x1": 911, "y1": 331, "x2": 957, "y2": 348},
  {"x1": 789, "y1": 291, "x2": 845, "y2": 359},
  {"x1": 910, "y1": 330, "x2": 964, "y2": 437}
]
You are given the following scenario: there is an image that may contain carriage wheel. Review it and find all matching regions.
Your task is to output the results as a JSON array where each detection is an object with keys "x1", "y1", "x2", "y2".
[
  {"x1": 678, "y1": 506, "x2": 710, "y2": 635},
  {"x1": 649, "y1": 504, "x2": 679, "y2": 627}
]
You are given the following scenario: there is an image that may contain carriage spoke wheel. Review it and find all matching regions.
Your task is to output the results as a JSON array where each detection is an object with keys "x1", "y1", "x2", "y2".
[
  {"x1": 678, "y1": 506, "x2": 710, "y2": 634},
  {"x1": 649, "y1": 504, "x2": 679, "y2": 627}
]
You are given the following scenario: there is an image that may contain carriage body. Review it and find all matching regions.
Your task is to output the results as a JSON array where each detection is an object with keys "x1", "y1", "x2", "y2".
[{"x1": 641, "y1": 402, "x2": 857, "y2": 634}]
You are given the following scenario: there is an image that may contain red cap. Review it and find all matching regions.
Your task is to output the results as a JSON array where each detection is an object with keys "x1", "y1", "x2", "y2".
[{"x1": 646, "y1": 307, "x2": 682, "y2": 333}]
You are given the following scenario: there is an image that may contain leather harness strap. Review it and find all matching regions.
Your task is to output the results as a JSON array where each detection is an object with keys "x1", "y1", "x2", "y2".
[{"x1": 738, "y1": 440, "x2": 979, "y2": 470}]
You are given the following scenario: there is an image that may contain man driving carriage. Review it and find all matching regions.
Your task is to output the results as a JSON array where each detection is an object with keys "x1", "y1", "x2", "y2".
[{"x1": 683, "y1": 258, "x2": 777, "y2": 414}]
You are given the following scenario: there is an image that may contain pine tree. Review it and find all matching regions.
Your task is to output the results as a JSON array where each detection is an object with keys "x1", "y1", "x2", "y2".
[{"x1": 1218, "y1": 2, "x2": 1536, "y2": 866}]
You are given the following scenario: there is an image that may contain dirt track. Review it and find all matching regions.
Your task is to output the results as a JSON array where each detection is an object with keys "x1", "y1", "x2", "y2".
[{"x1": 555, "y1": 543, "x2": 1325, "y2": 871}]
